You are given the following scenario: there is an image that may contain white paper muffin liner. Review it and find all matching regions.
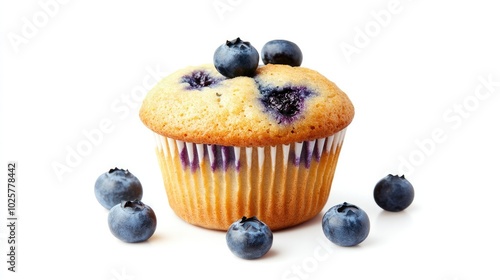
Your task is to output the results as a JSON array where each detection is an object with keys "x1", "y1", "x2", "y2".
[{"x1": 153, "y1": 128, "x2": 347, "y2": 230}]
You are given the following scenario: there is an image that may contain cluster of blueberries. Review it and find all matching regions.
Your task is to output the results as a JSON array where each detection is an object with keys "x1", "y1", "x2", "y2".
[
  {"x1": 213, "y1": 37, "x2": 303, "y2": 78},
  {"x1": 94, "y1": 167, "x2": 414, "y2": 259},
  {"x1": 94, "y1": 168, "x2": 156, "y2": 243},
  {"x1": 227, "y1": 174, "x2": 415, "y2": 259}
]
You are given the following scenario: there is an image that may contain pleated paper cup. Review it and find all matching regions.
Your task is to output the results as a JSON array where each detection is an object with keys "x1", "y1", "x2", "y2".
[{"x1": 153, "y1": 128, "x2": 347, "y2": 231}]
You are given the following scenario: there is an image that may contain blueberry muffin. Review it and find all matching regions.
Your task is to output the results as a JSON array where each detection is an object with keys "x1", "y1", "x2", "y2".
[{"x1": 139, "y1": 43, "x2": 354, "y2": 230}]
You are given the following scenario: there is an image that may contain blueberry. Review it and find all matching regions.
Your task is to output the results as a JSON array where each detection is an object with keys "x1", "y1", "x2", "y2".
[
  {"x1": 322, "y1": 202, "x2": 370, "y2": 247},
  {"x1": 261, "y1": 39, "x2": 303, "y2": 66},
  {"x1": 259, "y1": 85, "x2": 316, "y2": 124},
  {"x1": 108, "y1": 200, "x2": 157, "y2": 243},
  {"x1": 226, "y1": 216, "x2": 273, "y2": 260},
  {"x1": 374, "y1": 174, "x2": 415, "y2": 212},
  {"x1": 213, "y1": 37, "x2": 259, "y2": 78},
  {"x1": 181, "y1": 70, "x2": 222, "y2": 90},
  {"x1": 94, "y1": 168, "x2": 143, "y2": 210}
]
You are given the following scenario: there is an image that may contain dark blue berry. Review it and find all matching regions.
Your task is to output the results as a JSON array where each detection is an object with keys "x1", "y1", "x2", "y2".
[
  {"x1": 94, "y1": 168, "x2": 143, "y2": 210},
  {"x1": 226, "y1": 216, "x2": 273, "y2": 260},
  {"x1": 259, "y1": 85, "x2": 315, "y2": 124},
  {"x1": 181, "y1": 70, "x2": 222, "y2": 90},
  {"x1": 213, "y1": 37, "x2": 259, "y2": 78},
  {"x1": 261, "y1": 39, "x2": 303, "y2": 66},
  {"x1": 374, "y1": 174, "x2": 415, "y2": 212},
  {"x1": 108, "y1": 200, "x2": 157, "y2": 243},
  {"x1": 322, "y1": 202, "x2": 370, "y2": 247}
]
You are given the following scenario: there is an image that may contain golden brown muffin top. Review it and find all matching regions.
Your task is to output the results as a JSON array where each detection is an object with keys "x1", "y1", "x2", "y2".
[{"x1": 139, "y1": 64, "x2": 354, "y2": 147}]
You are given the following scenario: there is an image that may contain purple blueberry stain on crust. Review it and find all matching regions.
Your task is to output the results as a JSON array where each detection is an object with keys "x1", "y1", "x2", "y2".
[
  {"x1": 259, "y1": 84, "x2": 316, "y2": 124},
  {"x1": 181, "y1": 70, "x2": 223, "y2": 90}
]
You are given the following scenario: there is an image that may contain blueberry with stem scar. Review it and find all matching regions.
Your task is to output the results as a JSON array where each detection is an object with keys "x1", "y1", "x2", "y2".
[
  {"x1": 213, "y1": 37, "x2": 259, "y2": 78},
  {"x1": 374, "y1": 174, "x2": 415, "y2": 212},
  {"x1": 322, "y1": 202, "x2": 370, "y2": 247},
  {"x1": 226, "y1": 216, "x2": 273, "y2": 259},
  {"x1": 108, "y1": 200, "x2": 157, "y2": 243},
  {"x1": 94, "y1": 168, "x2": 143, "y2": 210}
]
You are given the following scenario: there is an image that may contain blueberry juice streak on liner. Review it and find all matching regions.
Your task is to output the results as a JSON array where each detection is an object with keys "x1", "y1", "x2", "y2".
[
  {"x1": 181, "y1": 70, "x2": 222, "y2": 90},
  {"x1": 291, "y1": 140, "x2": 320, "y2": 168},
  {"x1": 259, "y1": 84, "x2": 316, "y2": 125},
  {"x1": 179, "y1": 143, "x2": 238, "y2": 172},
  {"x1": 300, "y1": 140, "x2": 316, "y2": 168},
  {"x1": 177, "y1": 137, "x2": 335, "y2": 172},
  {"x1": 179, "y1": 144, "x2": 200, "y2": 172},
  {"x1": 210, "y1": 145, "x2": 237, "y2": 171}
]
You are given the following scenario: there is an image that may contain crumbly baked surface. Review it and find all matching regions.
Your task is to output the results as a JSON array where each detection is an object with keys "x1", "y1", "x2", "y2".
[{"x1": 140, "y1": 64, "x2": 354, "y2": 147}]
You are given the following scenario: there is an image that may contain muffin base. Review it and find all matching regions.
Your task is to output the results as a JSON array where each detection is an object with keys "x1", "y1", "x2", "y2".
[{"x1": 154, "y1": 129, "x2": 347, "y2": 231}]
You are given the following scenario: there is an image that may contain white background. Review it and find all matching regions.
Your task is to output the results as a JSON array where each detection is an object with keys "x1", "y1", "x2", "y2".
[{"x1": 1, "y1": 1, "x2": 500, "y2": 279}]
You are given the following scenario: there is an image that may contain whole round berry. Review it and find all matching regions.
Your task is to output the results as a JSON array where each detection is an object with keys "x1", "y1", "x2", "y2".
[
  {"x1": 374, "y1": 174, "x2": 415, "y2": 212},
  {"x1": 322, "y1": 202, "x2": 370, "y2": 247},
  {"x1": 94, "y1": 168, "x2": 143, "y2": 210},
  {"x1": 226, "y1": 216, "x2": 273, "y2": 260},
  {"x1": 213, "y1": 37, "x2": 259, "y2": 78},
  {"x1": 261, "y1": 39, "x2": 303, "y2": 66},
  {"x1": 108, "y1": 200, "x2": 157, "y2": 243}
]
